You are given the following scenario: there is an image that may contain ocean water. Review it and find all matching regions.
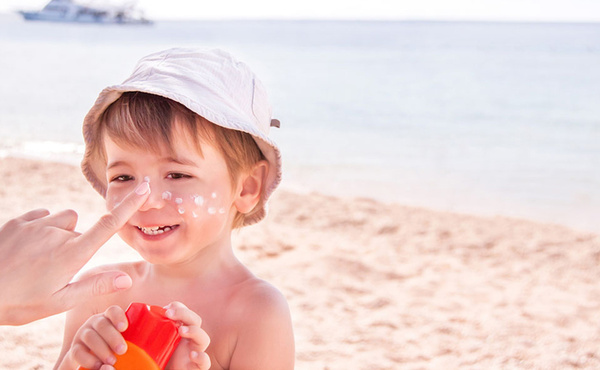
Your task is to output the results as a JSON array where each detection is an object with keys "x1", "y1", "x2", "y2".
[{"x1": 0, "y1": 14, "x2": 599, "y2": 232}]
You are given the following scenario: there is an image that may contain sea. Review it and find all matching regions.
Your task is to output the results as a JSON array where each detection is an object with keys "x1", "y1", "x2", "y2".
[{"x1": 0, "y1": 14, "x2": 599, "y2": 232}]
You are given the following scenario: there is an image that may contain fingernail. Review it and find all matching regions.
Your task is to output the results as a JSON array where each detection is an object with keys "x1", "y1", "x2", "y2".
[
  {"x1": 165, "y1": 309, "x2": 175, "y2": 318},
  {"x1": 115, "y1": 343, "x2": 127, "y2": 355},
  {"x1": 191, "y1": 350, "x2": 199, "y2": 359},
  {"x1": 135, "y1": 181, "x2": 150, "y2": 195},
  {"x1": 180, "y1": 325, "x2": 189, "y2": 334},
  {"x1": 114, "y1": 275, "x2": 132, "y2": 290},
  {"x1": 117, "y1": 321, "x2": 127, "y2": 332}
]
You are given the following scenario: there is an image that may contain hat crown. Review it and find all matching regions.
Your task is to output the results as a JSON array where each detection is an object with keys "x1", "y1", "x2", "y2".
[{"x1": 123, "y1": 48, "x2": 273, "y2": 138}]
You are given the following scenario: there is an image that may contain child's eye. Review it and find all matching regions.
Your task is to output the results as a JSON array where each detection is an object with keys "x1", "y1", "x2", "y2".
[
  {"x1": 167, "y1": 173, "x2": 191, "y2": 180},
  {"x1": 110, "y1": 175, "x2": 134, "y2": 182}
]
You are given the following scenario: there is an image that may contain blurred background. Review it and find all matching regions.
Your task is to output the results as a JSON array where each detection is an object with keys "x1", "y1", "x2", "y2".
[{"x1": 0, "y1": 0, "x2": 599, "y2": 232}]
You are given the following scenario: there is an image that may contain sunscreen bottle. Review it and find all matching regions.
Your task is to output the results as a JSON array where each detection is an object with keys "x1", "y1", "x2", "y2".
[{"x1": 80, "y1": 302, "x2": 181, "y2": 370}]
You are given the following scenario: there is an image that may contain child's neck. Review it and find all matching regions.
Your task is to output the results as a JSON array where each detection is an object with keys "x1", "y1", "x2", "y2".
[{"x1": 144, "y1": 239, "x2": 249, "y2": 287}]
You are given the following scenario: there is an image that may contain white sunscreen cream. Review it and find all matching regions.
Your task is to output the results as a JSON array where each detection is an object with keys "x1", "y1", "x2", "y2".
[{"x1": 162, "y1": 191, "x2": 224, "y2": 217}]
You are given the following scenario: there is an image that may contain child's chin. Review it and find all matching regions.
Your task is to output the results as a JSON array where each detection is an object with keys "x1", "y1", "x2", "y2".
[{"x1": 132, "y1": 244, "x2": 176, "y2": 263}]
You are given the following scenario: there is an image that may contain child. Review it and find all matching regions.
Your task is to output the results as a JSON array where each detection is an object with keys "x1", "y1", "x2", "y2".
[{"x1": 55, "y1": 48, "x2": 294, "y2": 370}]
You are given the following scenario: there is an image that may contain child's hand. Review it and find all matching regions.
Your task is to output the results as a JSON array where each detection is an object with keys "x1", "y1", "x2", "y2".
[
  {"x1": 65, "y1": 305, "x2": 128, "y2": 369},
  {"x1": 164, "y1": 301, "x2": 211, "y2": 370}
]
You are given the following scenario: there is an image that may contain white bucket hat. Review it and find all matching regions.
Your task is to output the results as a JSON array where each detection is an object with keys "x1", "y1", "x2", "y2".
[{"x1": 81, "y1": 47, "x2": 282, "y2": 225}]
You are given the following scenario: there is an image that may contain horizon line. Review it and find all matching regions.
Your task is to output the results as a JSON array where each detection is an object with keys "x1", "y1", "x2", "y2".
[{"x1": 2, "y1": 11, "x2": 599, "y2": 24}]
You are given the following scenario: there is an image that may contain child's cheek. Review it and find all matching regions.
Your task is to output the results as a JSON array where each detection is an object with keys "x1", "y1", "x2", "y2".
[{"x1": 162, "y1": 190, "x2": 229, "y2": 219}]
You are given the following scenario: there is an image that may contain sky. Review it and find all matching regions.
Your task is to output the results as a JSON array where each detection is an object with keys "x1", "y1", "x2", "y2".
[{"x1": 3, "y1": 0, "x2": 600, "y2": 22}]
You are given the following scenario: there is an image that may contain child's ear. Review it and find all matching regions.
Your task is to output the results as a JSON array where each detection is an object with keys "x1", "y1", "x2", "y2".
[{"x1": 234, "y1": 160, "x2": 268, "y2": 214}]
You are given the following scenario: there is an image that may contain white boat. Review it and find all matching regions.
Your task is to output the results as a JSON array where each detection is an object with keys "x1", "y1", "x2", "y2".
[{"x1": 19, "y1": 0, "x2": 152, "y2": 25}]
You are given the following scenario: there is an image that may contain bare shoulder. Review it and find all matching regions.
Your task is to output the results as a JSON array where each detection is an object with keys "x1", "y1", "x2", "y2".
[
  {"x1": 228, "y1": 278, "x2": 295, "y2": 370},
  {"x1": 230, "y1": 277, "x2": 290, "y2": 319}
]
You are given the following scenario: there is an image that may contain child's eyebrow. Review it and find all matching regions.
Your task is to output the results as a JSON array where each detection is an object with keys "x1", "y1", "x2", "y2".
[
  {"x1": 106, "y1": 157, "x2": 198, "y2": 170},
  {"x1": 106, "y1": 160, "x2": 128, "y2": 171},
  {"x1": 163, "y1": 156, "x2": 198, "y2": 167}
]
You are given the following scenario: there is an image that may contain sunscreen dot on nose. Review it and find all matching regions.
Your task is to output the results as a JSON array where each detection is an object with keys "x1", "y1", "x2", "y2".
[{"x1": 211, "y1": 192, "x2": 217, "y2": 199}]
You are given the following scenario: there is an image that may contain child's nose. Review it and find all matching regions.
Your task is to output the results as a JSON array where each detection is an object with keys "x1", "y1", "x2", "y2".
[{"x1": 138, "y1": 180, "x2": 165, "y2": 211}]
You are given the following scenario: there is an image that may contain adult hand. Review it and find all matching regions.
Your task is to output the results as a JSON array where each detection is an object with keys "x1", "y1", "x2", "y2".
[{"x1": 0, "y1": 181, "x2": 150, "y2": 326}]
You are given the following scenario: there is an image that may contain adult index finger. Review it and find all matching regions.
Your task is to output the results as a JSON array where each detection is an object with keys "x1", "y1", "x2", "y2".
[{"x1": 74, "y1": 181, "x2": 151, "y2": 257}]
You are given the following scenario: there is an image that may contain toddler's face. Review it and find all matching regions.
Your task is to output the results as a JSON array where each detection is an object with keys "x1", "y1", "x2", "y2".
[{"x1": 103, "y1": 126, "x2": 236, "y2": 265}]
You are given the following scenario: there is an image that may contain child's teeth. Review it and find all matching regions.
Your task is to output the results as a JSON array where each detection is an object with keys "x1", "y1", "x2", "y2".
[{"x1": 140, "y1": 226, "x2": 172, "y2": 235}]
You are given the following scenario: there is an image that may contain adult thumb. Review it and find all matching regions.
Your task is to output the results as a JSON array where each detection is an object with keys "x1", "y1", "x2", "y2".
[{"x1": 53, "y1": 272, "x2": 133, "y2": 312}]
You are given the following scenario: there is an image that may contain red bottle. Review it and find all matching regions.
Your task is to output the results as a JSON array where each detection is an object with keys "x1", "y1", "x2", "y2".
[{"x1": 80, "y1": 302, "x2": 181, "y2": 369}]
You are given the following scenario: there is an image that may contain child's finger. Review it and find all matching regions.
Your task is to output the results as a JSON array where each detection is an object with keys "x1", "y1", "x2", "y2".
[
  {"x1": 70, "y1": 341, "x2": 103, "y2": 370},
  {"x1": 103, "y1": 305, "x2": 128, "y2": 333},
  {"x1": 179, "y1": 325, "x2": 210, "y2": 352},
  {"x1": 94, "y1": 307, "x2": 128, "y2": 355},
  {"x1": 79, "y1": 324, "x2": 118, "y2": 366},
  {"x1": 164, "y1": 301, "x2": 202, "y2": 327},
  {"x1": 189, "y1": 350, "x2": 211, "y2": 370}
]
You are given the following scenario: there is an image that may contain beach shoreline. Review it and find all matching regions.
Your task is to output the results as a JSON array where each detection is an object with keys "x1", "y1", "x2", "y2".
[{"x1": 1, "y1": 156, "x2": 599, "y2": 369}]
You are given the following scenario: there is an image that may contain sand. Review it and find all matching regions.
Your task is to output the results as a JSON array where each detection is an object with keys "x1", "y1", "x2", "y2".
[{"x1": 0, "y1": 157, "x2": 599, "y2": 369}]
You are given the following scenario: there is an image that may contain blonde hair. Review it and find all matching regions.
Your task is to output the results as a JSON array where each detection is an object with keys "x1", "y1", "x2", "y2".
[{"x1": 90, "y1": 92, "x2": 265, "y2": 228}]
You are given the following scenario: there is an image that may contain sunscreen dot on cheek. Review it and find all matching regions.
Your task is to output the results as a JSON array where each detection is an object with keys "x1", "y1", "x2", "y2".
[
  {"x1": 162, "y1": 191, "x2": 172, "y2": 201},
  {"x1": 144, "y1": 176, "x2": 150, "y2": 183},
  {"x1": 192, "y1": 211, "x2": 198, "y2": 218},
  {"x1": 211, "y1": 192, "x2": 217, "y2": 199},
  {"x1": 175, "y1": 198, "x2": 183, "y2": 205},
  {"x1": 193, "y1": 195, "x2": 204, "y2": 207},
  {"x1": 218, "y1": 208, "x2": 226, "y2": 214},
  {"x1": 178, "y1": 208, "x2": 185, "y2": 214},
  {"x1": 208, "y1": 207, "x2": 217, "y2": 215}
]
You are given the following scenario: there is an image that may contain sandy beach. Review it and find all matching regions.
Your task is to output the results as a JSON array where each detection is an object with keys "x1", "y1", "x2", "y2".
[{"x1": 0, "y1": 157, "x2": 599, "y2": 369}]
